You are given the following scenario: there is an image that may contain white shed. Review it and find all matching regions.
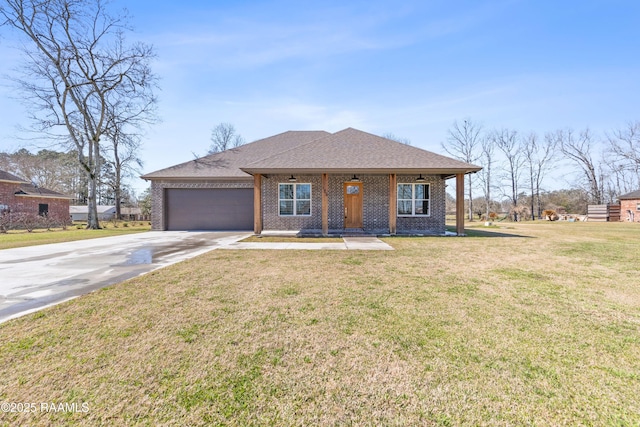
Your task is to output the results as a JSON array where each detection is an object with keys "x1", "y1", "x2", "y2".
[{"x1": 69, "y1": 205, "x2": 116, "y2": 221}]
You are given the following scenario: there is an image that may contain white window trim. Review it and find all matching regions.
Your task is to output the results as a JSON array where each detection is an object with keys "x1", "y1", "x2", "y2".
[
  {"x1": 397, "y1": 183, "x2": 430, "y2": 217},
  {"x1": 279, "y1": 183, "x2": 312, "y2": 216}
]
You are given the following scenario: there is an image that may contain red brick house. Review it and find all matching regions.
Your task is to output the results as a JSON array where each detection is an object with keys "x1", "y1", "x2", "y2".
[
  {"x1": 0, "y1": 169, "x2": 71, "y2": 224},
  {"x1": 619, "y1": 190, "x2": 640, "y2": 222}
]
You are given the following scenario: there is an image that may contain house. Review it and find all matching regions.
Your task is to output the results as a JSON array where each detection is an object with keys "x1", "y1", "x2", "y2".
[
  {"x1": 619, "y1": 190, "x2": 640, "y2": 222},
  {"x1": 142, "y1": 128, "x2": 481, "y2": 236},
  {"x1": 0, "y1": 169, "x2": 71, "y2": 221},
  {"x1": 119, "y1": 207, "x2": 148, "y2": 221},
  {"x1": 69, "y1": 205, "x2": 117, "y2": 221}
]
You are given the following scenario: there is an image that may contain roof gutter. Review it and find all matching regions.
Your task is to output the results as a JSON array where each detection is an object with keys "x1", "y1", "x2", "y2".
[{"x1": 240, "y1": 167, "x2": 482, "y2": 176}]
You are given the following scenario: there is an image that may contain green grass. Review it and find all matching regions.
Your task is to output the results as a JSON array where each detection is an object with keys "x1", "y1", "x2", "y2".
[
  {"x1": 0, "y1": 221, "x2": 639, "y2": 425},
  {"x1": 0, "y1": 222, "x2": 151, "y2": 250}
]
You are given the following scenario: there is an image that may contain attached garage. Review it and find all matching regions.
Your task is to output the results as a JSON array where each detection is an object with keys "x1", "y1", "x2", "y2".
[{"x1": 164, "y1": 188, "x2": 253, "y2": 231}]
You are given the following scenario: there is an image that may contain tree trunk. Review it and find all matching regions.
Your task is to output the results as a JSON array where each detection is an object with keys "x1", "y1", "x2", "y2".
[
  {"x1": 530, "y1": 173, "x2": 535, "y2": 221},
  {"x1": 114, "y1": 141, "x2": 122, "y2": 219},
  {"x1": 485, "y1": 167, "x2": 491, "y2": 221},
  {"x1": 86, "y1": 141, "x2": 101, "y2": 229},
  {"x1": 87, "y1": 171, "x2": 100, "y2": 229}
]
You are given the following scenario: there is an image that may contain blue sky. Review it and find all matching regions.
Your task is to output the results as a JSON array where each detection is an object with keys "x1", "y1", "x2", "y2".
[{"x1": 1, "y1": 0, "x2": 640, "y2": 194}]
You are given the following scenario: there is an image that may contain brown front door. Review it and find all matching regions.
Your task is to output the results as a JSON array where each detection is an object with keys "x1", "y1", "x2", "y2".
[{"x1": 344, "y1": 182, "x2": 363, "y2": 228}]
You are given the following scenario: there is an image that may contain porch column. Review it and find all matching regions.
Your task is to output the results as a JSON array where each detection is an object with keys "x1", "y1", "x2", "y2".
[
  {"x1": 456, "y1": 173, "x2": 465, "y2": 236},
  {"x1": 389, "y1": 173, "x2": 397, "y2": 234},
  {"x1": 254, "y1": 174, "x2": 262, "y2": 234},
  {"x1": 322, "y1": 173, "x2": 329, "y2": 236}
]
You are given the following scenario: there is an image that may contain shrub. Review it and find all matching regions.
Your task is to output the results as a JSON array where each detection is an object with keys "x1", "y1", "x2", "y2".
[
  {"x1": 0, "y1": 212, "x2": 10, "y2": 233},
  {"x1": 13, "y1": 212, "x2": 43, "y2": 232}
]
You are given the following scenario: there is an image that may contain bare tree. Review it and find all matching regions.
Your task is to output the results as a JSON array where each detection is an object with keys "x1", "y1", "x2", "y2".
[
  {"x1": 442, "y1": 119, "x2": 482, "y2": 220},
  {"x1": 104, "y1": 131, "x2": 142, "y2": 218},
  {"x1": 555, "y1": 128, "x2": 604, "y2": 204},
  {"x1": 492, "y1": 128, "x2": 524, "y2": 221},
  {"x1": 102, "y1": 82, "x2": 157, "y2": 218},
  {"x1": 0, "y1": 0, "x2": 156, "y2": 228},
  {"x1": 522, "y1": 132, "x2": 557, "y2": 219},
  {"x1": 208, "y1": 123, "x2": 246, "y2": 154},
  {"x1": 607, "y1": 121, "x2": 640, "y2": 194},
  {"x1": 476, "y1": 135, "x2": 494, "y2": 221},
  {"x1": 382, "y1": 132, "x2": 411, "y2": 145}
]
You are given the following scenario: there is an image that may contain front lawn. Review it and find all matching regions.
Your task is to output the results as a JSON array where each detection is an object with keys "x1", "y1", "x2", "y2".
[
  {"x1": 0, "y1": 222, "x2": 151, "y2": 250},
  {"x1": 0, "y1": 222, "x2": 638, "y2": 425}
]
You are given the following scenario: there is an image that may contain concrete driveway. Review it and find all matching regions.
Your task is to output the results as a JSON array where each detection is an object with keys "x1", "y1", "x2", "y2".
[{"x1": 0, "y1": 231, "x2": 250, "y2": 324}]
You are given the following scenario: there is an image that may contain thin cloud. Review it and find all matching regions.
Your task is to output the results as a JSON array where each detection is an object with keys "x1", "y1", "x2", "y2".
[{"x1": 147, "y1": 2, "x2": 494, "y2": 70}]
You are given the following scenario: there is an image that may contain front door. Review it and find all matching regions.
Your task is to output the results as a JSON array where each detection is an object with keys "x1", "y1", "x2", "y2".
[{"x1": 343, "y1": 182, "x2": 363, "y2": 228}]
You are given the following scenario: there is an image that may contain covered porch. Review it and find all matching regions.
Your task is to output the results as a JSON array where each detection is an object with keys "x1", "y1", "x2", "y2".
[{"x1": 250, "y1": 172, "x2": 468, "y2": 236}]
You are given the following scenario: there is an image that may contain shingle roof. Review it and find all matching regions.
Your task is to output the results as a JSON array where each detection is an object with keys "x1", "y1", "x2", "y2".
[
  {"x1": 0, "y1": 169, "x2": 29, "y2": 183},
  {"x1": 142, "y1": 128, "x2": 481, "y2": 180},
  {"x1": 241, "y1": 128, "x2": 481, "y2": 174},
  {"x1": 15, "y1": 183, "x2": 72, "y2": 199},
  {"x1": 619, "y1": 190, "x2": 640, "y2": 200},
  {"x1": 141, "y1": 130, "x2": 330, "y2": 179}
]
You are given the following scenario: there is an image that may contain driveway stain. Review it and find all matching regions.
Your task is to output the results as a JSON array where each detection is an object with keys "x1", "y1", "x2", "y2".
[{"x1": 124, "y1": 248, "x2": 153, "y2": 265}]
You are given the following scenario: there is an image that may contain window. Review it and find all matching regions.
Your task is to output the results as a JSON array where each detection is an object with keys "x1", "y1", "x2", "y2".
[
  {"x1": 636, "y1": 203, "x2": 640, "y2": 211},
  {"x1": 397, "y1": 183, "x2": 429, "y2": 216},
  {"x1": 38, "y1": 203, "x2": 49, "y2": 217},
  {"x1": 279, "y1": 183, "x2": 311, "y2": 216},
  {"x1": 346, "y1": 185, "x2": 360, "y2": 194}
]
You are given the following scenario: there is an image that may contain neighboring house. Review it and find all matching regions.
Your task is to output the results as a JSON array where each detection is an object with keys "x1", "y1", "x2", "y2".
[
  {"x1": 69, "y1": 205, "x2": 117, "y2": 221},
  {"x1": 0, "y1": 169, "x2": 71, "y2": 220},
  {"x1": 119, "y1": 207, "x2": 148, "y2": 221},
  {"x1": 142, "y1": 128, "x2": 481, "y2": 236},
  {"x1": 619, "y1": 190, "x2": 640, "y2": 222}
]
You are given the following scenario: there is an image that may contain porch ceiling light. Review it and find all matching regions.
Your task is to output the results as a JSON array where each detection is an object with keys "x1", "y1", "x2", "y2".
[
  {"x1": 350, "y1": 174, "x2": 360, "y2": 182},
  {"x1": 416, "y1": 174, "x2": 426, "y2": 182},
  {"x1": 288, "y1": 175, "x2": 297, "y2": 182}
]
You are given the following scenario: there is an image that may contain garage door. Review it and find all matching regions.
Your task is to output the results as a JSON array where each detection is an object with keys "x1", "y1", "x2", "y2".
[{"x1": 165, "y1": 188, "x2": 254, "y2": 231}]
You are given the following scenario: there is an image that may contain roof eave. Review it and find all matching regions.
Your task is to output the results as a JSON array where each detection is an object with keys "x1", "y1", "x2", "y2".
[
  {"x1": 140, "y1": 175, "x2": 253, "y2": 181},
  {"x1": 240, "y1": 167, "x2": 482, "y2": 175},
  {"x1": 15, "y1": 193, "x2": 73, "y2": 199},
  {"x1": 0, "y1": 178, "x2": 30, "y2": 184}
]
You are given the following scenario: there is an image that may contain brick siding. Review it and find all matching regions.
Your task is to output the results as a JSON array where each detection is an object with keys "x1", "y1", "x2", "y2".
[
  {"x1": 262, "y1": 175, "x2": 323, "y2": 231},
  {"x1": 150, "y1": 179, "x2": 253, "y2": 230},
  {"x1": 0, "y1": 181, "x2": 70, "y2": 223},
  {"x1": 261, "y1": 174, "x2": 446, "y2": 235},
  {"x1": 150, "y1": 174, "x2": 448, "y2": 234},
  {"x1": 620, "y1": 199, "x2": 640, "y2": 222},
  {"x1": 396, "y1": 174, "x2": 446, "y2": 234}
]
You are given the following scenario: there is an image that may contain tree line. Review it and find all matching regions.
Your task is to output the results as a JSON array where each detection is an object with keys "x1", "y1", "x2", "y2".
[
  {"x1": 442, "y1": 119, "x2": 640, "y2": 220},
  {"x1": 0, "y1": 148, "x2": 140, "y2": 207}
]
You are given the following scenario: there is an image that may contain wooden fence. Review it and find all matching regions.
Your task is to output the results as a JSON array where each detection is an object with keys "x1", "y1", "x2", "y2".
[{"x1": 587, "y1": 204, "x2": 621, "y2": 222}]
